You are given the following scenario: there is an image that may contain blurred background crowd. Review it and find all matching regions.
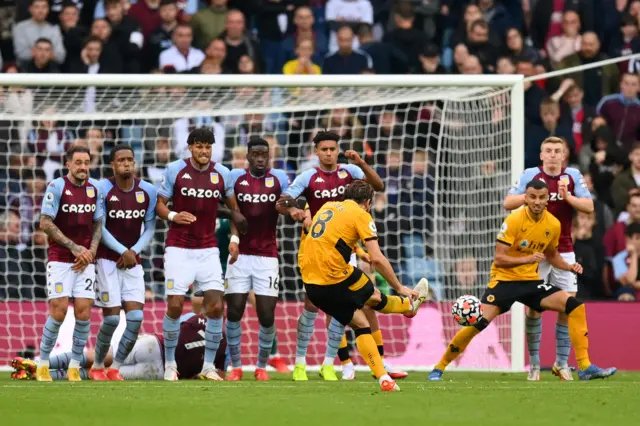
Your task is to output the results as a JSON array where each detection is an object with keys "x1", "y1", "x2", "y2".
[{"x1": 1, "y1": 0, "x2": 640, "y2": 304}]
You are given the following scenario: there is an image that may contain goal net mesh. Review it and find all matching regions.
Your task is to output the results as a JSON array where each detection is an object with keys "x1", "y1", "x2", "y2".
[{"x1": 0, "y1": 81, "x2": 515, "y2": 371}]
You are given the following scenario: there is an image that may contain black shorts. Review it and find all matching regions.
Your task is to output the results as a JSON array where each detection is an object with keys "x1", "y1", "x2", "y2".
[
  {"x1": 481, "y1": 280, "x2": 562, "y2": 313},
  {"x1": 304, "y1": 268, "x2": 374, "y2": 326}
]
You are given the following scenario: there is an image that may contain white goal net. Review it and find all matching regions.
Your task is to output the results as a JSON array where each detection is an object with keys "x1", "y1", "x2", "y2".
[{"x1": 0, "y1": 74, "x2": 524, "y2": 372}]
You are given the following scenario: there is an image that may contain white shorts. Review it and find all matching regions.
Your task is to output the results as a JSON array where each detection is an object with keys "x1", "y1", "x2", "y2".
[
  {"x1": 46, "y1": 262, "x2": 96, "y2": 300},
  {"x1": 116, "y1": 334, "x2": 164, "y2": 380},
  {"x1": 95, "y1": 259, "x2": 145, "y2": 307},
  {"x1": 225, "y1": 254, "x2": 279, "y2": 297},
  {"x1": 164, "y1": 247, "x2": 224, "y2": 296},
  {"x1": 538, "y1": 252, "x2": 578, "y2": 292}
]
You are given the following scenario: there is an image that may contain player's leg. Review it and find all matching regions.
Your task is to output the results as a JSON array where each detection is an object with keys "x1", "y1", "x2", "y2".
[
  {"x1": 66, "y1": 264, "x2": 96, "y2": 382},
  {"x1": 252, "y1": 257, "x2": 281, "y2": 381},
  {"x1": 224, "y1": 253, "x2": 251, "y2": 380},
  {"x1": 338, "y1": 331, "x2": 354, "y2": 380},
  {"x1": 365, "y1": 307, "x2": 408, "y2": 380},
  {"x1": 525, "y1": 307, "x2": 542, "y2": 381},
  {"x1": 249, "y1": 290, "x2": 288, "y2": 373},
  {"x1": 117, "y1": 335, "x2": 165, "y2": 380},
  {"x1": 293, "y1": 294, "x2": 319, "y2": 379},
  {"x1": 91, "y1": 259, "x2": 121, "y2": 380},
  {"x1": 549, "y1": 255, "x2": 578, "y2": 380},
  {"x1": 538, "y1": 290, "x2": 616, "y2": 380}
]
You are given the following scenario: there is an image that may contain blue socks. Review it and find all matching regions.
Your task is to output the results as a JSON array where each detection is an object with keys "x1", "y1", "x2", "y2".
[
  {"x1": 94, "y1": 315, "x2": 120, "y2": 368},
  {"x1": 295, "y1": 309, "x2": 317, "y2": 365},
  {"x1": 555, "y1": 322, "x2": 571, "y2": 368},
  {"x1": 70, "y1": 319, "x2": 91, "y2": 369},
  {"x1": 324, "y1": 317, "x2": 345, "y2": 366},
  {"x1": 39, "y1": 317, "x2": 62, "y2": 364},
  {"x1": 48, "y1": 351, "x2": 88, "y2": 370},
  {"x1": 204, "y1": 317, "x2": 223, "y2": 367},
  {"x1": 525, "y1": 316, "x2": 542, "y2": 366},
  {"x1": 163, "y1": 314, "x2": 180, "y2": 364},
  {"x1": 226, "y1": 320, "x2": 242, "y2": 368},
  {"x1": 114, "y1": 310, "x2": 144, "y2": 366},
  {"x1": 257, "y1": 325, "x2": 276, "y2": 369}
]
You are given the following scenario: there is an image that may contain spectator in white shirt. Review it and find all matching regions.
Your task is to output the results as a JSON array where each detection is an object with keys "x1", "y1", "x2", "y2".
[
  {"x1": 159, "y1": 24, "x2": 205, "y2": 72},
  {"x1": 325, "y1": 0, "x2": 373, "y2": 52},
  {"x1": 13, "y1": 0, "x2": 66, "y2": 67}
]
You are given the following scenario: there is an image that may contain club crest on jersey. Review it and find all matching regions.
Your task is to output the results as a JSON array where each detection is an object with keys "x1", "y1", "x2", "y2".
[
  {"x1": 338, "y1": 170, "x2": 348, "y2": 179},
  {"x1": 519, "y1": 240, "x2": 528, "y2": 249},
  {"x1": 265, "y1": 177, "x2": 274, "y2": 188},
  {"x1": 560, "y1": 175, "x2": 570, "y2": 184},
  {"x1": 86, "y1": 187, "x2": 95, "y2": 198},
  {"x1": 136, "y1": 191, "x2": 145, "y2": 203},
  {"x1": 545, "y1": 229, "x2": 551, "y2": 238},
  {"x1": 487, "y1": 295, "x2": 495, "y2": 303},
  {"x1": 211, "y1": 173, "x2": 219, "y2": 185}
]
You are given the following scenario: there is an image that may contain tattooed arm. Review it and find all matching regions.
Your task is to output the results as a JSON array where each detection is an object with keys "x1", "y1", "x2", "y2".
[
  {"x1": 89, "y1": 217, "x2": 103, "y2": 257},
  {"x1": 39, "y1": 214, "x2": 84, "y2": 255}
]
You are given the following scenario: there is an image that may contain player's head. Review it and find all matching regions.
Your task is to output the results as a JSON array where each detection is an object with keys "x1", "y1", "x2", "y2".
[
  {"x1": 110, "y1": 143, "x2": 135, "y2": 179},
  {"x1": 247, "y1": 137, "x2": 270, "y2": 176},
  {"x1": 187, "y1": 127, "x2": 214, "y2": 167},
  {"x1": 65, "y1": 144, "x2": 91, "y2": 183},
  {"x1": 524, "y1": 179, "x2": 549, "y2": 215},
  {"x1": 344, "y1": 180, "x2": 374, "y2": 212},
  {"x1": 313, "y1": 130, "x2": 340, "y2": 168},
  {"x1": 539, "y1": 136, "x2": 565, "y2": 169}
]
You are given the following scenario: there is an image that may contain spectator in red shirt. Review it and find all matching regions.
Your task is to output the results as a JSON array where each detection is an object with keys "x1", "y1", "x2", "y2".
[{"x1": 128, "y1": 0, "x2": 162, "y2": 41}]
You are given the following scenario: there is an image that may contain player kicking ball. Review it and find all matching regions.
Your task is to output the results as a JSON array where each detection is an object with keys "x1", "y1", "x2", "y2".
[
  {"x1": 428, "y1": 180, "x2": 616, "y2": 382},
  {"x1": 35, "y1": 145, "x2": 104, "y2": 382},
  {"x1": 505, "y1": 137, "x2": 594, "y2": 381},
  {"x1": 157, "y1": 128, "x2": 247, "y2": 381},
  {"x1": 224, "y1": 138, "x2": 290, "y2": 381},
  {"x1": 299, "y1": 181, "x2": 429, "y2": 392},
  {"x1": 89, "y1": 144, "x2": 157, "y2": 381}
]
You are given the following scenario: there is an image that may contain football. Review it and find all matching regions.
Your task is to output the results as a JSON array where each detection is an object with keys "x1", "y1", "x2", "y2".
[{"x1": 451, "y1": 295, "x2": 484, "y2": 326}]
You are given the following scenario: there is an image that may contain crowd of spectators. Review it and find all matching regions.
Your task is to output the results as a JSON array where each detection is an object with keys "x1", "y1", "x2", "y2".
[{"x1": 1, "y1": 0, "x2": 640, "y2": 303}]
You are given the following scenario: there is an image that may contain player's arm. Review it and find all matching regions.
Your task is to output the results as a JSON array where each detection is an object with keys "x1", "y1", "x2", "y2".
[
  {"x1": 561, "y1": 169, "x2": 594, "y2": 213},
  {"x1": 120, "y1": 183, "x2": 159, "y2": 269},
  {"x1": 302, "y1": 204, "x2": 312, "y2": 233},
  {"x1": 543, "y1": 246, "x2": 583, "y2": 274},
  {"x1": 156, "y1": 166, "x2": 196, "y2": 225},
  {"x1": 493, "y1": 242, "x2": 544, "y2": 268},
  {"x1": 503, "y1": 169, "x2": 533, "y2": 210},
  {"x1": 344, "y1": 151, "x2": 384, "y2": 191},
  {"x1": 276, "y1": 169, "x2": 312, "y2": 221},
  {"x1": 364, "y1": 239, "x2": 414, "y2": 298},
  {"x1": 223, "y1": 195, "x2": 244, "y2": 264}
]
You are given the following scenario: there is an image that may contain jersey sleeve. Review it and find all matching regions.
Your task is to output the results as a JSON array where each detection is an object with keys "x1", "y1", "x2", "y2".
[
  {"x1": 612, "y1": 251, "x2": 630, "y2": 281},
  {"x1": 90, "y1": 178, "x2": 105, "y2": 221},
  {"x1": 159, "y1": 161, "x2": 184, "y2": 199},
  {"x1": 140, "y1": 180, "x2": 158, "y2": 222},
  {"x1": 496, "y1": 213, "x2": 518, "y2": 246},
  {"x1": 271, "y1": 169, "x2": 290, "y2": 193},
  {"x1": 285, "y1": 168, "x2": 316, "y2": 199},
  {"x1": 41, "y1": 178, "x2": 64, "y2": 219},
  {"x1": 508, "y1": 167, "x2": 540, "y2": 195},
  {"x1": 341, "y1": 164, "x2": 365, "y2": 180},
  {"x1": 355, "y1": 209, "x2": 378, "y2": 242},
  {"x1": 214, "y1": 163, "x2": 234, "y2": 198},
  {"x1": 552, "y1": 220, "x2": 561, "y2": 249},
  {"x1": 229, "y1": 168, "x2": 246, "y2": 189},
  {"x1": 565, "y1": 168, "x2": 592, "y2": 199}
]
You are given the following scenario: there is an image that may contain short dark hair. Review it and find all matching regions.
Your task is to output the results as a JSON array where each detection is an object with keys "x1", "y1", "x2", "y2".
[
  {"x1": 344, "y1": 180, "x2": 374, "y2": 205},
  {"x1": 470, "y1": 19, "x2": 488, "y2": 33},
  {"x1": 160, "y1": 0, "x2": 177, "y2": 7},
  {"x1": 34, "y1": 37, "x2": 52, "y2": 46},
  {"x1": 30, "y1": 0, "x2": 48, "y2": 6},
  {"x1": 187, "y1": 128, "x2": 215, "y2": 146},
  {"x1": 110, "y1": 143, "x2": 134, "y2": 161},
  {"x1": 631, "y1": 141, "x2": 640, "y2": 153},
  {"x1": 82, "y1": 35, "x2": 103, "y2": 49},
  {"x1": 626, "y1": 222, "x2": 640, "y2": 237},
  {"x1": 66, "y1": 145, "x2": 91, "y2": 161},
  {"x1": 247, "y1": 137, "x2": 269, "y2": 150},
  {"x1": 525, "y1": 179, "x2": 548, "y2": 191},
  {"x1": 514, "y1": 55, "x2": 532, "y2": 66},
  {"x1": 60, "y1": 1, "x2": 78, "y2": 11},
  {"x1": 313, "y1": 130, "x2": 340, "y2": 146},
  {"x1": 105, "y1": 0, "x2": 122, "y2": 7}
]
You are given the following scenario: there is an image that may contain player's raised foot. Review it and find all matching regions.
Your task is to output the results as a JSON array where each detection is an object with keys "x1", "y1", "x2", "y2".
[
  {"x1": 199, "y1": 367, "x2": 224, "y2": 381},
  {"x1": 527, "y1": 365, "x2": 540, "y2": 381},
  {"x1": 254, "y1": 368, "x2": 269, "y2": 381},
  {"x1": 12, "y1": 369, "x2": 33, "y2": 380},
  {"x1": 164, "y1": 364, "x2": 179, "y2": 381},
  {"x1": 379, "y1": 377, "x2": 400, "y2": 392},
  {"x1": 227, "y1": 368, "x2": 243, "y2": 381},
  {"x1": 268, "y1": 356, "x2": 291, "y2": 373},
  {"x1": 427, "y1": 369, "x2": 443, "y2": 381},
  {"x1": 67, "y1": 367, "x2": 82, "y2": 382},
  {"x1": 35, "y1": 365, "x2": 52, "y2": 382},
  {"x1": 292, "y1": 363, "x2": 308, "y2": 381},
  {"x1": 89, "y1": 368, "x2": 109, "y2": 381},
  {"x1": 341, "y1": 362, "x2": 355, "y2": 380},
  {"x1": 404, "y1": 278, "x2": 430, "y2": 318},
  {"x1": 106, "y1": 368, "x2": 124, "y2": 381},
  {"x1": 319, "y1": 364, "x2": 338, "y2": 381},
  {"x1": 578, "y1": 365, "x2": 617, "y2": 381},
  {"x1": 11, "y1": 356, "x2": 36, "y2": 374},
  {"x1": 552, "y1": 364, "x2": 573, "y2": 381}
]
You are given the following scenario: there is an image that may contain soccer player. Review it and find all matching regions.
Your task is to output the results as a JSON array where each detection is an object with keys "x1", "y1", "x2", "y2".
[
  {"x1": 157, "y1": 128, "x2": 246, "y2": 381},
  {"x1": 88, "y1": 144, "x2": 157, "y2": 381},
  {"x1": 277, "y1": 131, "x2": 403, "y2": 381},
  {"x1": 224, "y1": 138, "x2": 290, "y2": 381},
  {"x1": 504, "y1": 136, "x2": 594, "y2": 381},
  {"x1": 13, "y1": 314, "x2": 227, "y2": 381},
  {"x1": 428, "y1": 180, "x2": 615, "y2": 381},
  {"x1": 299, "y1": 180, "x2": 428, "y2": 392},
  {"x1": 35, "y1": 145, "x2": 104, "y2": 382}
]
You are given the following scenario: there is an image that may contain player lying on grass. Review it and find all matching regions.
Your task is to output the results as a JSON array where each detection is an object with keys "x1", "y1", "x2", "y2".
[
  {"x1": 12, "y1": 313, "x2": 227, "y2": 381},
  {"x1": 299, "y1": 180, "x2": 429, "y2": 392},
  {"x1": 428, "y1": 179, "x2": 616, "y2": 381}
]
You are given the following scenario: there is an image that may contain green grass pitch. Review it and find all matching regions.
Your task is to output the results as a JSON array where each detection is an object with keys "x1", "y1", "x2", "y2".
[{"x1": 1, "y1": 372, "x2": 638, "y2": 426}]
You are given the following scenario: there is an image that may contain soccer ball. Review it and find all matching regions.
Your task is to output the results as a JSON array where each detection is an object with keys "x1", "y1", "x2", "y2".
[{"x1": 451, "y1": 295, "x2": 483, "y2": 326}]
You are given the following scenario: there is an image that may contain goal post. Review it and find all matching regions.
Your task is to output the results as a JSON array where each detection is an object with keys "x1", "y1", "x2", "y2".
[{"x1": 0, "y1": 73, "x2": 525, "y2": 372}]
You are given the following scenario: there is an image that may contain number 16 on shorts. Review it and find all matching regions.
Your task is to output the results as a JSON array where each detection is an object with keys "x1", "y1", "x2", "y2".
[{"x1": 225, "y1": 254, "x2": 280, "y2": 297}]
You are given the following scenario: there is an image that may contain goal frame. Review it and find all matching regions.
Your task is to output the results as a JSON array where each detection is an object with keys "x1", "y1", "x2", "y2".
[{"x1": 0, "y1": 73, "x2": 525, "y2": 373}]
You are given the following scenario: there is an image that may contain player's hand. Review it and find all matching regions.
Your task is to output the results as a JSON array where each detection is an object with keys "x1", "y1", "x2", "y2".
[
  {"x1": 71, "y1": 246, "x2": 93, "y2": 270},
  {"x1": 290, "y1": 208, "x2": 306, "y2": 222},
  {"x1": 360, "y1": 252, "x2": 372, "y2": 264},
  {"x1": 228, "y1": 241, "x2": 240, "y2": 265},
  {"x1": 277, "y1": 194, "x2": 296, "y2": 209},
  {"x1": 570, "y1": 263, "x2": 583, "y2": 274},
  {"x1": 302, "y1": 216, "x2": 312, "y2": 232},
  {"x1": 627, "y1": 242, "x2": 636, "y2": 254},
  {"x1": 344, "y1": 150, "x2": 364, "y2": 165},
  {"x1": 118, "y1": 249, "x2": 138, "y2": 269},
  {"x1": 397, "y1": 286, "x2": 419, "y2": 301},
  {"x1": 173, "y1": 211, "x2": 196, "y2": 225},
  {"x1": 558, "y1": 180, "x2": 569, "y2": 198},
  {"x1": 528, "y1": 252, "x2": 546, "y2": 263},
  {"x1": 230, "y1": 210, "x2": 248, "y2": 235}
]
